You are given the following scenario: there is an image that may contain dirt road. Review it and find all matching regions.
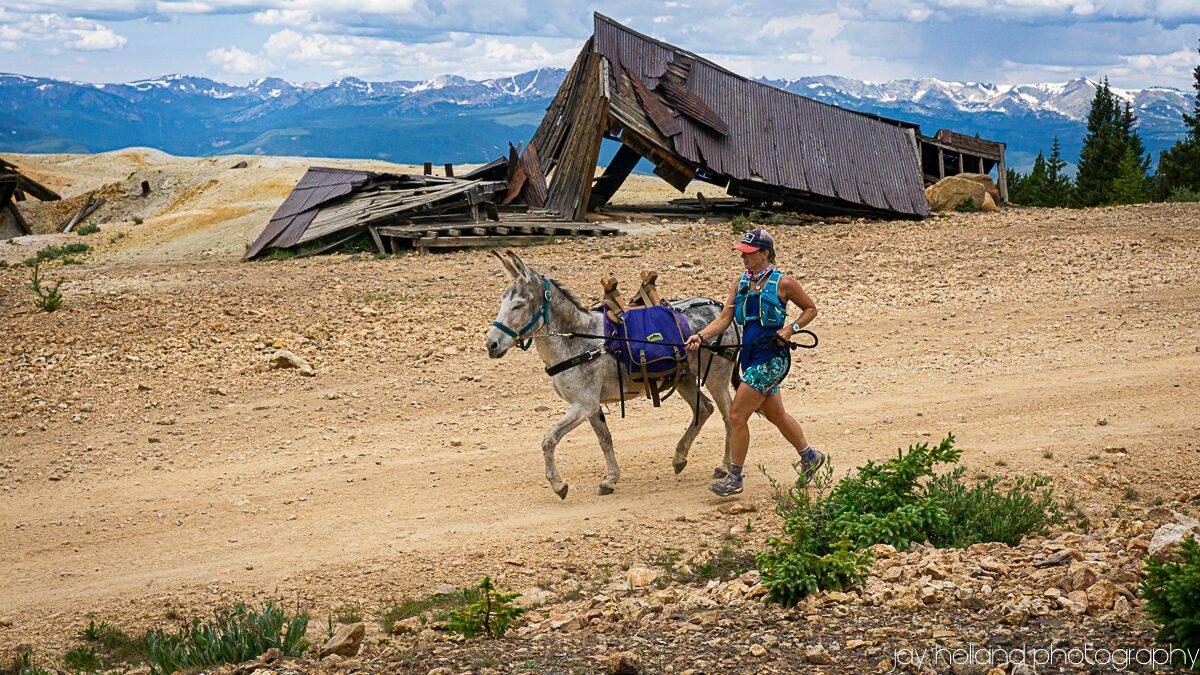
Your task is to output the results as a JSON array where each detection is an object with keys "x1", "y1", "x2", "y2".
[{"x1": 2, "y1": 190, "x2": 1199, "y2": 655}]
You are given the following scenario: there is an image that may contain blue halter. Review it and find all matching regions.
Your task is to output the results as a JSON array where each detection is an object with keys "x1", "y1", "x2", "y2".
[{"x1": 491, "y1": 277, "x2": 552, "y2": 351}]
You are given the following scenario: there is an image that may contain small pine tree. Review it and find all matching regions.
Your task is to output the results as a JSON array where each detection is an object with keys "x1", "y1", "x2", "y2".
[
  {"x1": 1005, "y1": 168, "x2": 1026, "y2": 204},
  {"x1": 1023, "y1": 152, "x2": 1050, "y2": 206},
  {"x1": 1044, "y1": 137, "x2": 1073, "y2": 207},
  {"x1": 1112, "y1": 147, "x2": 1150, "y2": 204}
]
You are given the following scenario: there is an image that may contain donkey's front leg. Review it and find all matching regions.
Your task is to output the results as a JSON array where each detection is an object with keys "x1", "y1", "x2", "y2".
[
  {"x1": 543, "y1": 403, "x2": 593, "y2": 499},
  {"x1": 589, "y1": 412, "x2": 619, "y2": 495}
]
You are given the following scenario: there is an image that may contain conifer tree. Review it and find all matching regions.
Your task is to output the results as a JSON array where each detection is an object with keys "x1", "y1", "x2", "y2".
[
  {"x1": 1023, "y1": 151, "x2": 1050, "y2": 205},
  {"x1": 1112, "y1": 147, "x2": 1150, "y2": 204},
  {"x1": 1074, "y1": 79, "x2": 1125, "y2": 207},
  {"x1": 1155, "y1": 39, "x2": 1200, "y2": 199},
  {"x1": 1044, "y1": 137, "x2": 1073, "y2": 206}
]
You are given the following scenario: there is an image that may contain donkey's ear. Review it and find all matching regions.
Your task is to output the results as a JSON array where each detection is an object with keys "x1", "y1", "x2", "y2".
[
  {"x1": 491, "y1": 249, "x2": 517, "y2": 279},
  {"x1": 506, "y1": 250, "x2": 534, "y2": 280}
]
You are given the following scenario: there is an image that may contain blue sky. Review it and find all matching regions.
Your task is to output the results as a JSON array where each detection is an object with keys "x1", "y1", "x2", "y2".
[{"x1": 0, "y1": 1, "x2": 1197, "y2": 89}]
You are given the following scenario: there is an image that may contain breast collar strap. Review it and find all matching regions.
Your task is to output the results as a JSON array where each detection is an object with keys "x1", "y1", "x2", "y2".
[{"x1": 492, "y1": 277, "x2": 553, "y2": 351}]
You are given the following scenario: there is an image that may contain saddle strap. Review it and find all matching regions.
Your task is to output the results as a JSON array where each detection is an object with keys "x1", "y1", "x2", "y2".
[{"x1": 544, "y1": 347, "x2": 607, "y2": 376}]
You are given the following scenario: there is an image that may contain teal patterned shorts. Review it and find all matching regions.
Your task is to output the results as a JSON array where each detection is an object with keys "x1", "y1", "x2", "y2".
[{"x1": 741, "y1": 354, "x2": 789, "y2": 397}]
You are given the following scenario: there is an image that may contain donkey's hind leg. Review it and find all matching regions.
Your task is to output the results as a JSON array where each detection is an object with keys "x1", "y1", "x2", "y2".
[
  {"x1": 705, "y1": 357, "x2": 737, "y2": 479},
  {"x1": 589, "y1": 412, "x2": 619, "y2": 495},
  {"x1": 672, "y1": 374, "x2": 713, "y2": 475},
  {"x1": 543, "y1": 403, "x2": 593, "y2": 500}
]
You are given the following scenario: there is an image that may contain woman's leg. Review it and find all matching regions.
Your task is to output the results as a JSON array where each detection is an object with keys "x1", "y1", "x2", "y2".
[
  {"x1": 758, "y1": 390, "x2": 809, "y2": 452},
  {"x1": 727, "y1": 382, "x2": 767, "y2": 467}
]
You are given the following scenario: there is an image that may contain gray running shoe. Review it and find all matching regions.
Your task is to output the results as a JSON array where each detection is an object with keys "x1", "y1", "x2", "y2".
[
  {"x1": 709, "y1": 473, "x2": 744, "y2": 497},
  {"x1": 797, "y1": 447, "x2": 826, "y2": 486}
]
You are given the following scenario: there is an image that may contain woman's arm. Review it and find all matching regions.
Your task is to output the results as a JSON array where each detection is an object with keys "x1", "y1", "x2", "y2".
[
  {"x1": 685, "y1": 280, "x2": 738, "y2": 350},
  {"x1": 777, "y1": 276, "x2": 817, "y2": 338}
]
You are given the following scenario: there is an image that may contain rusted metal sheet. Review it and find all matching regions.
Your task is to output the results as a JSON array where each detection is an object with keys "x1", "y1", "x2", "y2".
[
  {"x1": 624, "y1": 66, "x2": 680, "y2": 138},
  {"x1": 246, "y1": 166, "x2": 372, "y2": 258},
  {"x1": 588, "y1": 13, "x2": 931, "y2": 218},
  {"x1": 657, "y1": 79, "x2": 728, "y2": 136}
]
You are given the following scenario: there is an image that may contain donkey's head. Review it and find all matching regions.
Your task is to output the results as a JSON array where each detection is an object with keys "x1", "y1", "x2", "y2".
[{"x1": 486, "y1": 250, "x2": 547, "y2": 358}]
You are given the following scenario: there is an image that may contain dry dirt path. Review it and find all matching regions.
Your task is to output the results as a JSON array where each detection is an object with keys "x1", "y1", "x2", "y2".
[{"x1": 1, "y1": 202, "x2": 1199, "y2": 655}]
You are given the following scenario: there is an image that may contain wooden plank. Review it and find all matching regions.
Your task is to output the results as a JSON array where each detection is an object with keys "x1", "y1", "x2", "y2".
[
  {"x1": 518, "y1": 144, "x2": 548, "y2": 208},
  {"x1": 588, "y1": 144, "x2": 641, "y2": 210},
  {"x1": 368, "y1": 226, "x2": 386, "y2": 254},
  {"x1": 414, "y1": 234, "x2": 565, "y2": 248},
  {"x1": 6, "y1": 200, "x2": 31, "y2": 235}
]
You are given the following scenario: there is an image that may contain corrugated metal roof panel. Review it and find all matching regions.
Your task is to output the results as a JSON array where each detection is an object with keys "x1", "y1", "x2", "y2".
[{"x1": 245, "y1": 167, "x2": 373, "y2": 258}]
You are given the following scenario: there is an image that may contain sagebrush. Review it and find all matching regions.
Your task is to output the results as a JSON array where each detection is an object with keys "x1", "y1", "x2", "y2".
[
  {"x1": 756, "y1": 433, "x2": 1062, "y2": 607},
  {"x1": 1141, "y1": 535, "x2": 1200, "y2": 670}
]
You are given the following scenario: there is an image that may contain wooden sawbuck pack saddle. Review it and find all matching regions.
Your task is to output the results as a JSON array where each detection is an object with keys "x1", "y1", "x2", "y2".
[{"x1": 600, "y1": 272, "x2": 694, "y2": 412}]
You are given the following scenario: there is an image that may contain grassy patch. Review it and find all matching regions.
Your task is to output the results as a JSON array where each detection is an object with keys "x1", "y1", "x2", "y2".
[
  {"x1": 22, "y1": 242, "x2": 90, "y2": 267},
  {"x1": 334, "y1": 603, "x2": 362, "y2": 624},
  {"x1": 755, "y1": 433, "x2": 1063, "y2": 607},
  {"x1": 380, "y1": 588, "x2": 481, "y2": 634},
  {"x1": 955, "y1": 198, "x2": 981, "y2": 213},
  {"x1": 75, "y1": 223, "x2": 100, "y2": 236}
]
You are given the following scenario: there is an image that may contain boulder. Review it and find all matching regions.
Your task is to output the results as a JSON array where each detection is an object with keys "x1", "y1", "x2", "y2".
[
  {"x1": 981, "y1": 192, "x2": 1001, "y2": 212},
  {"x1": 626, "y1": 566, "x2": 661, "y2": 588},
  {"x1": 1085, "y1": 579, "x2": 1121, "y2": 616},
  {"x1": 804, "y1": 644, "x2": 836, "y2": 665},
  {"x1": 607, "y1": 651, "x2": 642, "y2": 674},
  {"x1": 391, "y1": 616, "x2": 422, "y2": 634},
  {"x1": 1148, "y1": 513, "x2": 1200, "y2": 558},
  {"x1": 1061, "y1": 561, "x2": 1099, "y2": 592},
  {"x1": 320, "y1": 622, "x2": 364, "y2": 658},
  {"x1": 268, "y1": 349, "x2": 315, "y2": 376},
  {"x1": 925, "y1": 174, "x2": 1001, "y2": 212}
]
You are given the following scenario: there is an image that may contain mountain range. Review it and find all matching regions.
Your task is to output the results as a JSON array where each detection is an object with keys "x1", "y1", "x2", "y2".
[{"x1": 0, "y1": 68, "x2": 1191, "y2": 172}]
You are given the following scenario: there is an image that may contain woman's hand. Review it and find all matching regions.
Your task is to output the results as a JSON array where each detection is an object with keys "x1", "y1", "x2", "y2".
[
  {"x1": 774, "y1": 326, "x2": 795, "y2": 348},
  {"x1": 685, "y1": 334, "x2": 703, "y2": 351}
]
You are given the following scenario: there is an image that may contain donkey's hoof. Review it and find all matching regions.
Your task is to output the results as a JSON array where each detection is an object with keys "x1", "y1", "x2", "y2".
[
  {"x1": 597, "y1": 484, "x2": 614, "y2": 496},
  {"x1": 712, "y1": 466, "x2": 728, "y2": 479},
  {"x1": 554, "y1": 484, "x2": 569, "y2": 500},
  {"x1": 673, "y1": 459, "x2": 688, "y2": 475}
]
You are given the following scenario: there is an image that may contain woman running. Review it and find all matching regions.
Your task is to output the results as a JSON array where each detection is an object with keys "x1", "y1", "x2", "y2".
[{"x1": 685, "y1": 228, "x2": 825, "y2": 496}]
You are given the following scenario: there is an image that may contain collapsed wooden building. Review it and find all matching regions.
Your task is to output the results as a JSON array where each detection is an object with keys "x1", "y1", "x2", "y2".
[
  {"x1": 0, "y1": 157, "x2": 61, "y2": 239},
  {"x1": 244, "y1": 159, "x2": 618, "y2": 259},
  {"x1": 530, "y1": 13, "x2": 1007, "y2": 220}
]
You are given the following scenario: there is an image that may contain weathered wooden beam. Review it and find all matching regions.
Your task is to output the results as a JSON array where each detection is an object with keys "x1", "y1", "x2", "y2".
[{"x1": 589, "y1": 144, "x2": 641, "y2": 211}]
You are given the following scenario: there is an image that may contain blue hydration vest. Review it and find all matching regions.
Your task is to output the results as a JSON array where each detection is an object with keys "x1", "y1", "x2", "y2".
[{"x1": 734, "y1": 269, "x2": 786, "y2": 328}]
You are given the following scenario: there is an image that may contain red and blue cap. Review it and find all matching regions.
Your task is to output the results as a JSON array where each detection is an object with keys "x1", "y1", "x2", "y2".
[{"x1": 734, "y1": 228, "x2": 774, "y2": 253}]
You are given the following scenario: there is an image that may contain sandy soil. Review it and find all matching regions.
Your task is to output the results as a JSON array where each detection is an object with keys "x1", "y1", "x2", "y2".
[{"x1": 1, "y1": 151, "x2": 1198, "y2": 664}]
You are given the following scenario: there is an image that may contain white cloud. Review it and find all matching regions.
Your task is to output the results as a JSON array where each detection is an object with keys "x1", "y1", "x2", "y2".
[
  {"x1": 252, "y1": 8, "x2": 316, "y2": 27},
  {"x1": 206, "y1": 45, "x2": 271, "y2": 74},
  {"x1": 0, "y1": 12, "x2": 126, "y2": 51},
  {"x1": 227, "y1": 27, "x2": 579, "y2": 79}
]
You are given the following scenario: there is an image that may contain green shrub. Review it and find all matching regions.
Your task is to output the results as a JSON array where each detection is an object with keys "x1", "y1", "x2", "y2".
[
  {"x1": 1142, "y1": 535, "x2": 1200, "y2": 670},
  {"x1": 29, "y1": 261, "x2": 63, "y2": 312},
  {"x1": 380, "y1": 590, "x2": 476, "y2": 633},
  {"x1": 75, "y1": 223, "x2": 100, "y2": 236},
  {"x1": 444, "y1": 577, "x2": 524, "y2": 639},
  {"x1": 23, "y1": 242, "x2": 90, "y2": 267},
  {"x1": 955, "y1": 198, "x2": 980, "y2": 213},
  {"x1": 334, "y1": 603, "x2": 362, "y2": 624},
  {"x1": 729, "y1": 215, "x2": 753, "y2": 234},
  {"x1": 132, "y1": 216, "x2": 144, "y2": 225},
  {"x1": 756, "y1": 433, "x2": 1062, "y2": 607},
  {"x1": 1168, "y1": 186, "x2": 1200, "y2": 203},
  {"x1": 143, "y1": 602, "x2": 308, "y2": 674}
]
